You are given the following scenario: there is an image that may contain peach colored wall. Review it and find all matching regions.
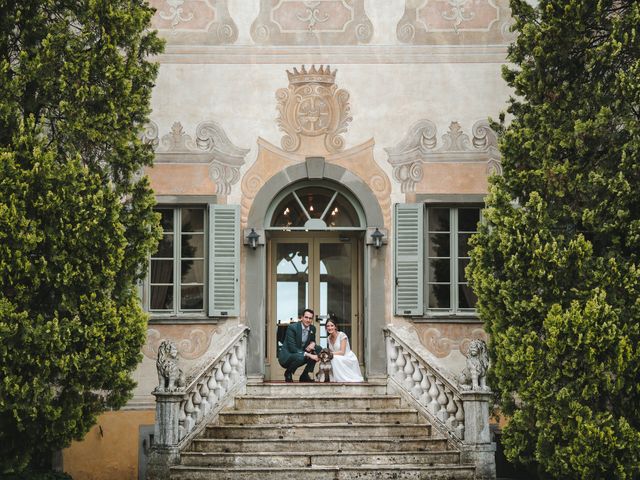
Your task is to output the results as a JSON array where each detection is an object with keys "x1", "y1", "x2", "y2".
[
  {"x1": 416, "y1": 163, "x2": 489, "y2": 194},
  {"x1": 63, "y1": 410, "x2": 154, "y2": 480},
  {"x1": 145, "y1": 164, "x2": 217, "y2": 195}
]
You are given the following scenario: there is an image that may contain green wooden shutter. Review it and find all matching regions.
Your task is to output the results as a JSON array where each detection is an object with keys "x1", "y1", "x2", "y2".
[
  {"x1": 394, "y1": 203, "x2": 424, "y2": 316},
  {"x1": 208, "y1": 204, "x2": 240, "y2": 317}
]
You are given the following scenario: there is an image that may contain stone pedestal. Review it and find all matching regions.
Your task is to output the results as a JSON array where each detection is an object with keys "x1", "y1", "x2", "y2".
[
  {"x1": 460, "y1": 391, "x2": 496, "y2": 480},
  {"x1": 146, "y1": 391, "x2": 183, "y2": 480}
]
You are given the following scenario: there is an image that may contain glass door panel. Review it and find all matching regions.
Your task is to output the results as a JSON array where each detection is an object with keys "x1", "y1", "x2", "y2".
[
  {"x1": 275, "y1": 243, "x2": 309, "y2": 357},
  {"x1": 318, "y1": 242, "x2": 352, "y2": 349}
]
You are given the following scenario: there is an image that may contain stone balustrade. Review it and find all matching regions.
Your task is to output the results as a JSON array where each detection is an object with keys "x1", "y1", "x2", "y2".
[
  {"x1": 147, "y1": 326, "x2": 249, "y2": 480},
  {"x1": 384, "y1": 325, "x2": 496, "y2": 480}
]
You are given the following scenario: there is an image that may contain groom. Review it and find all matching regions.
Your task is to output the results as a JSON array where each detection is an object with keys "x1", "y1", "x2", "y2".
[{"x1": 277, "y1": 308, "x2": 321, "y2": 382}]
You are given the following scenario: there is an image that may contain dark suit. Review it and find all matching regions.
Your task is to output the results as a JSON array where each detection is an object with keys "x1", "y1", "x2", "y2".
[{"x1": 277, "y1": 321, "x2": 321, "y2": 377}]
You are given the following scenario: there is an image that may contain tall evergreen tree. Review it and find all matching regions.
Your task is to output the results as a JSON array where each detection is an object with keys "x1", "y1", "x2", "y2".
[
  {"x1": 468, "y1": 0, "x2": 640, "y2": 478},
  {"x1": 0, "y1": 0, "x2": 163, "y2": 471}
]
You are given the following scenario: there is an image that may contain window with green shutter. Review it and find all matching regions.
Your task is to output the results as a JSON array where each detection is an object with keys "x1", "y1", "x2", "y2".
[
  {"x1": 394, "y1": 203, "x2": 481, "y2": 317},
  {"x1": 145, "y1": 203, "x2": 240, "y2": 318}
]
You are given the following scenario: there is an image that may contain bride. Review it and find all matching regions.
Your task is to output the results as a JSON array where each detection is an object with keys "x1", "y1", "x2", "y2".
[{"x1": 325, "y1": 317, "x2": 364, "y2": 382}]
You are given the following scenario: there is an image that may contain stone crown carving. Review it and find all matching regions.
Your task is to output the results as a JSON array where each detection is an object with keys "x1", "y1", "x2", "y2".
[
  {"x1": 142, "y1": 120, "x2": 249, "y2": 195},
  {"x1": 385, "y1": 119, "x2": 501, "y2": 193},
  {"x1": 277, "y1": 65, "x2": 352, "y2": 154}
]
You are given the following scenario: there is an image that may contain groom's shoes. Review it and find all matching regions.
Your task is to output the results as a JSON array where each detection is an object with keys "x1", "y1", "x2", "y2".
[
  {"x1": 299, "y1": 373, "x2": 314, "y2": 383},
  {"x1": 284, "y1": 370, "x2": 293, "y2": 383}
]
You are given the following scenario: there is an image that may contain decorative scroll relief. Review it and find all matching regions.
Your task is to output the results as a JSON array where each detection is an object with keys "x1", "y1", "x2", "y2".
[
  {"x1": 277, "y1": 65, "x2": 352, "y2": 155},
  {"x1": 385, "y1": 119, "x2": 501, "y2": 193},
  {"x1": 142, "y1": 120, "x2": 249, "y2": 196},
  {"x1": 251, "y1": 0, "x2": 372, "y2": 44},
  {"x1": 415, "y1": 324, "x2": 488, "y2": 358},
  {"x1": 148, "y1": 0, "x2": 238, "y2": 44},
  {"x1": 397, "y1": 0, "x2": 514, "y2": 45},
  {"x1": 143, "y1": 327, "x2": 217, "y2": 360}
]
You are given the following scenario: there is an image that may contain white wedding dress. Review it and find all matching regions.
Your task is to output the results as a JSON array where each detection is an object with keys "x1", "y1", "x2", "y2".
[{"x1": 329, "y1": 331, "x2": 364, "y2": 382}]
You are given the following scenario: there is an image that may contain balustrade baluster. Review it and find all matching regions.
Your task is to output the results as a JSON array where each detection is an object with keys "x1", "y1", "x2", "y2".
[
  {"x1": 454, "y1": 398, "x2": 465, "y2": 439},
  {"x1": 411, "y1": 359, "x2": 423, "y2": 398},
  {"x1": 403, "y1": 353, "x2": 415, "y2": 390},
  {"x1": 394, "y1": 346, "x2": 406, "y2": 382},
  {"x1": 207, "y1": 373, "x2": 218, "y2": 405},
  {"x1": 183, "y1": 395, "x2": 195, "y2": 436},
  {"x1": 221, "y1": 356, "x2": 232, "y2": 390},
  {"x1": 435, "y1": 380, "x2": 449, "y2": 422},
  {"x1": 229, "y1": 348, "x2": 240, "y2": 383},
  {"x1": 445, "y1": 389, "x2": 457, "y2": 429},
  {"x1": 419, "y1": 366, "x2": 430, "y2": 405},
  {"x1": 199, "y1": 381, "x2": 210, "y2": 416},
  {"x1": 427, "y1": 372, "x2": 440, "y2": 415}
]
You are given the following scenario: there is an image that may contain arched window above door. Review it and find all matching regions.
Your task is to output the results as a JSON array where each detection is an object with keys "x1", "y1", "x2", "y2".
[{"x1": 268, "y1": 183, "x2": 363, "y2": 230}]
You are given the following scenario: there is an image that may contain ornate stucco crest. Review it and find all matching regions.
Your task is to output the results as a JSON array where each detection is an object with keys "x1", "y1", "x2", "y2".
[
  {"x1": 141, "y1": 120, "x2": 249, "y2": 195},
  {"x1": 385, "y1": 119, "x2": 501, "y2": 193},
  {"x1": 276, "y1": 65, "x2": 352, "y2": 154}
]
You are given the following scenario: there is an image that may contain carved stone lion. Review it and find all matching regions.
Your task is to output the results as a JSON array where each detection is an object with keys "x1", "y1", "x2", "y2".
[
  {"x1": 155, "y1": 340, "x2": 186, "y2": 392},
  {"x1": 459, "y1": 339, "x2": 489, "y2": 391}
]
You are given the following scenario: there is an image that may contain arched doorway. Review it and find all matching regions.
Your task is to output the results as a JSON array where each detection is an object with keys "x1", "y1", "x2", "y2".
[
  {"x1": 266, "y1": 182, "x2": 365, "y2": 380},
  {"x1": 244, "y1": 157, "x2": 387, "y2": 382}
]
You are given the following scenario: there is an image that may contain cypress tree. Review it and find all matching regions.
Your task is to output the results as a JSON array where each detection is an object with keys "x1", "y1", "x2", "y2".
[
  {"x1": 0, "y1": 0, "x2": 163, "y2": 471},
  {"x1": 469, "y1": 0, "x2": 640, "y2": 478}
]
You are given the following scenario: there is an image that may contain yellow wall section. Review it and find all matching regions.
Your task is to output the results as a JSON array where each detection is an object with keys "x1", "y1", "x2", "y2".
[{"x1": 63, "y1": 410, "x2": 154, "y2": 480}]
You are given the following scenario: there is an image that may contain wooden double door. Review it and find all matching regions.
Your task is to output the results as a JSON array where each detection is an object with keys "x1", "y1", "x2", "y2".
[{"x1": 266, "y1": 232, "x2": 362, "y2": 380}]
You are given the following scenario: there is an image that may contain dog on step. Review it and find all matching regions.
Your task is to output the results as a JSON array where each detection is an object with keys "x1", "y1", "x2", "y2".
[{"x1": 316, "y1": 348, "x2": 334, "y2": 383}]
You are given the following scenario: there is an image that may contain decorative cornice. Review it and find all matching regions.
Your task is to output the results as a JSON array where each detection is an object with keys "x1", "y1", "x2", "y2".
[
  {"x1": 155, "y1": 44, "x2": 509, "y2": 64},
  {"x1": 385, "y1": 119, "x2": 501, "y2": 193},
  {"x1": 142, "y1": 120, "x2": 249, "y2": 195}
]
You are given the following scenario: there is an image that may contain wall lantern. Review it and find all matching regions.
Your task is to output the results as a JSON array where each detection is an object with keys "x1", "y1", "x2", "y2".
[
  {"x1": 246, "y1": 228, "x2": 260, "y2": 250},
  {"x1": 370, "y1": 227, "x2": 384, "y2": 249}
]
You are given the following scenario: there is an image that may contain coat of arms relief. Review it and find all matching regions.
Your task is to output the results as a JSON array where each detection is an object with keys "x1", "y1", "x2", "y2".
[
  {"x1": 241, "y1": 65, "x2": 391, "y2": 227},
  {"x1": 276, "y1": 65, "x2": 352, "y2": 154}
]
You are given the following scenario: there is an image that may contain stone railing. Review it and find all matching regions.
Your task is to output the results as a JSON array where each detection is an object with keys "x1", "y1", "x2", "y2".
[
  {"x1": 147, "y1": 326, "x2": 249, "y2": 480},
  {"x1": 384, "y1": 325, "x2": 496, "y2": 480}
]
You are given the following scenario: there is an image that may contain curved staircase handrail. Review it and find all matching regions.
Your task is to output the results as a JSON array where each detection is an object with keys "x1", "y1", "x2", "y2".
[
  {"x1": 150, "y1": 325, "x2": 249, "y2": 463},
  {"x1": 384, "y1": 324, "x2": 493, "y2": 448}
]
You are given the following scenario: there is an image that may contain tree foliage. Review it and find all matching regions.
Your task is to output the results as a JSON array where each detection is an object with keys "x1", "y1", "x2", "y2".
[
  {"x1": 0, "y1": 0, "x2": 163, "y2": 471},
  {"x1": 468, "y1": 0, "x2": 640, "y2": 478}
]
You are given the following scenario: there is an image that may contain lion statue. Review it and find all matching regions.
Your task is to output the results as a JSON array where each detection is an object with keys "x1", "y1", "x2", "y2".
[
  {"x1": 155, "y1": 340, "x2": 186, "y2": 392},
  {"x1": 458, "y1": 339, "x2": 489, "y2": 391}
]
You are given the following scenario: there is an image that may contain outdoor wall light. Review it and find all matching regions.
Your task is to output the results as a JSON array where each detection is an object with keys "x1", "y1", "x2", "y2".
[
  {"x1": 370, "y1": 227, "x2": 384, "y2": 249},
  {"x1": 246, "y1": 228, "x2": 260, "y2": 250}
]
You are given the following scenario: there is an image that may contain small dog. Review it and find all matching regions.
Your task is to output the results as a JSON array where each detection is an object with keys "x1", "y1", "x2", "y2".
[{"x1": 316, "y1": 348, "x2": 334, "y2": 383}]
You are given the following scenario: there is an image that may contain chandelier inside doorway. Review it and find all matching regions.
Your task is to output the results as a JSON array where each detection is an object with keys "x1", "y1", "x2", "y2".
[{"x1": 271, "y1": 186, "x2": 360, "y2": 229}]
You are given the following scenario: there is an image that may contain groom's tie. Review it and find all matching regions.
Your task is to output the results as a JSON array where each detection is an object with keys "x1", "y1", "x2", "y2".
[{"x1": 301, "y1": 326, "x2": 309, "y2": 344}]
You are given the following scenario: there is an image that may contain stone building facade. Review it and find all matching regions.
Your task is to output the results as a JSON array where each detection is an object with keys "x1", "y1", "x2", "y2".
[{"x1": 63, "y1": 1, "x2": 514, "y2": 478}]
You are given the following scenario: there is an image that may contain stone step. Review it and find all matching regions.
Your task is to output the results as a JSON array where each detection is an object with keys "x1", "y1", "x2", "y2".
[
  {"x1": 202, "y1": 423, "x2": 432, "y2": 439},
  {"x1": 180, "y1": 450, "x2": 461, "y2": 468},
  {"x1": 245, "y1": 382, "x2": 387, "y2": 396},
  {"x1": 217, "y1": 408, "x2": 420, "y2": 425},
  {"x1": 234, "y1": 394, "x2": 402, "y2": 410},
  {"x1": 169, "y1": 464, "x2": 476, "y2": 480},
  {"x1": 190, "y1": 437, "x2": 450, "y2": 453}
]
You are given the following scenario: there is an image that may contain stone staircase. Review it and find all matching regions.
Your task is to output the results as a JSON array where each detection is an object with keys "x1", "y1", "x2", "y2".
[{"x1": 168, "y1": 382, "x2": 477, "y2": 479}]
